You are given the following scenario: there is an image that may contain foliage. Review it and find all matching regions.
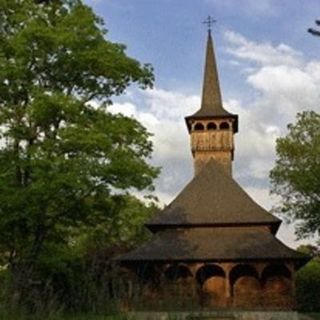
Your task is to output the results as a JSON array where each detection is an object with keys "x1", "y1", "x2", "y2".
[
  {"x1": 0, "y1": 0, "x2": 159, "y2": 306},
  {"x1": 29, "y1": 196, "x2": 158, "y2": 312},
  {"x1": 296, "y1": 257, "x2": 320, "y2": 312},
  {"x1": 270, "y1": 111, "x2": 320, "y2": 240},
  {"x1": 77, "y1": 195, "x2": 157, "y2": 247},
  {"x1": 297, "y1": 244, "x2": 320, "y2": 257},
  {"x1": 308, "y1": 20, "x2": 320, "y2": 36}
]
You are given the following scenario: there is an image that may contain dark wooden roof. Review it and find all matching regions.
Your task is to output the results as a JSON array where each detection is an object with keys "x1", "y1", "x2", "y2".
[
  {"x1": 115, "y1": 227, "x2": 308, "y2": 264},
  {"x1": 146, "y1": 160, "x2": 281, "y2": 232}
]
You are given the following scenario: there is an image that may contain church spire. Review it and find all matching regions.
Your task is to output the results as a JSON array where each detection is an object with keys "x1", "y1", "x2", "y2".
[
  {"x1": 185, "y1": 21, "x2": 238, "y2": 125},
  {"x1": 185, "y1": 21, "x2": 239, "y2": 176},
  {"x1": 201, "y1": 29, "x2": 224, "y2": 115}
]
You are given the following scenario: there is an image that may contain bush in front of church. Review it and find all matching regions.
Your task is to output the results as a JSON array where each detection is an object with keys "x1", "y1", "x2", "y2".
[{"x1": 296, "y1": 257, "x2": 320, "y2": 312}]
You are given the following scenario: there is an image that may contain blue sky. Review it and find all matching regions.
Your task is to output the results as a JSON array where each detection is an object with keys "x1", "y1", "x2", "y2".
[
  {"x1": 84, "y1": 0, "x2": 320, "y2": 247},
  {"x1": 86, "y1": 0, "x2": 320, "y2": 93}
]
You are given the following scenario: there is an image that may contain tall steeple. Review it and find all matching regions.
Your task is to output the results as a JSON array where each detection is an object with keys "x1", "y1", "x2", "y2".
[
  {"x1": 185, "y1": 26, "x2": 238, "y2": 176},
  {"x1": 201, "y1": 30, "x2": 225, "y2": 116}
]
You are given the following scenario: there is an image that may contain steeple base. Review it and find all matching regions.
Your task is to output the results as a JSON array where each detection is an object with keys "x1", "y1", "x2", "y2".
[{"x1": 194, "y1": 152, "x2": 232, "y2": 176}]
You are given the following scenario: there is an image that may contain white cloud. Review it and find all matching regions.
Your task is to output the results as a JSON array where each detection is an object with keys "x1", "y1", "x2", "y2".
[
  {"x1": 224, "y1": 30, "x2": 320, "y2": 173},
  {"x1": 108, "y1": 102, "x2": 137, "y2": 117},
  {"x1": 225, "y1": 31, "x2": 302, "y2": 67},
  {"x1": 306, "y1": 61, "x2": 320, "y2": 82},
  {"x1": 143, "y1": 88, "x2": 199, "y2": 120},
  {"x1": 245, "y1": 186, "x2": 271, "y2": 210},
  {"x1": 248, "y1": 65, "x2": 317, "y2": 97}
]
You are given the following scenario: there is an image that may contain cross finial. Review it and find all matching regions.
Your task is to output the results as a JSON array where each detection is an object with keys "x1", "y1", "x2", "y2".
[{"x1": 203, "y1": 16, "x2": 216, "y2": 32}]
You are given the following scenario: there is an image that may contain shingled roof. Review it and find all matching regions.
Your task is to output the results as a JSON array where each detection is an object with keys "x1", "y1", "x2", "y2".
[
  {"x1": 116, "y1": 227, "x2": 308, "y2": 265},
  {"x1": 146, "y1": 160, "x2": 280, "y2": 232}
]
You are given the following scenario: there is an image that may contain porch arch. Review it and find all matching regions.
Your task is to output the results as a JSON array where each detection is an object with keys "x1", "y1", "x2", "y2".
[
  {"x1": 261, "y1": 263, "x2": 292, "y2": 293},
  {"x1": 261, "y1": 263, "x2": 293, "y2": 308},
  {"x1": 196, "y1": 264, "x2": 225, "y2": 285},
  {"x1": 230, "y1": 264, "x2": 260, "y2": 307},
  {"x1": 230, "y1": 264, "x2": 259, "y2": 288},
  {"x1": 196, "y1": 264, "x2": 226, "y2": 307},
  {"x1": 164, "y1": 264, "x2": 192, "y2": 281}
]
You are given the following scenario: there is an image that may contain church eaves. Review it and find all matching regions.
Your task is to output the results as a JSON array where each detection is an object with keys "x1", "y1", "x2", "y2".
[{"x1": 115, "y1": 227, "x2": 308, "y2": 264}]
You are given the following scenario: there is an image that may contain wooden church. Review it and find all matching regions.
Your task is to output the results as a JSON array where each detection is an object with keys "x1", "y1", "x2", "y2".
[{"x1": 116, "y1": 27, "x2": 309, "y2": 310}]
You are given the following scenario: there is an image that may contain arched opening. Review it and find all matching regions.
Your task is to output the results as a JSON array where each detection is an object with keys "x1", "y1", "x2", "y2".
[
  {"x1": 196, "y1": 264, "x2": 226, "y2": 307},
  {"x1": 230, "y1": 264, "x2": 259, "y2": 288},
  {"x1": 230, "y1": 264, "x2": 260, "y2": 308},
  {"x1": 219, "y1": 122, "x2": 230, "y2": 130},
  {"x1": 196, "y1": 264, "x2": 225, "y2": 285},
  {"x1": 261, "y1": 264, "x2": 291, "y2": 285},
  {"x1": 164, "y1": 264, "x2": 192, "y2": 281},
  {"x1": 207, "y1": 122, "x2": 217, "y2": 130},
  {"x1": 194, "y1": 123, "x2": 205, "y2": 131},
  {"x1": 261, "y1": 264, "x2": 292, "y2": 308}
]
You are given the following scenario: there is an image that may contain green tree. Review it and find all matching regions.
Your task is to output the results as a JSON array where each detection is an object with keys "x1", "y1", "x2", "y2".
[
  {"x1": 297, "y1": 244, "x2": 320, "y2": 257},
  {"x1": 0, "y1": 0, "x2": 159, "y2": 277},
  {"x1": 270, "y1": 111, "x2": 320, "y2": 241},
  {"x1": 308, "y1": 20, "x2": 320, "y2": 36},
  {"x1": 296, "y1": 257, "x2": 320, "y2": 312},
  {"x1": 28, "y1": 195, "x2": 159, "y2": 312}
]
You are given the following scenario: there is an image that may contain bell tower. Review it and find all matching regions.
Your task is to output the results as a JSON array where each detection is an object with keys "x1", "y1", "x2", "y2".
[{"x1": 185, "y1": 22, "x2": 238, "y2": 176}]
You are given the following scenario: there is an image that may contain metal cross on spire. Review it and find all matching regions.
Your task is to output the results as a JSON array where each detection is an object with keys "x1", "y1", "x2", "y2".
[{"x1": 202, "y1": 15, "x2": 216, "y2": 32}]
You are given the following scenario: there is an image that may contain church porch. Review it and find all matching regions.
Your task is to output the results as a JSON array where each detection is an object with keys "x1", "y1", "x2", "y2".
[{"x1": 119, "y1": 261, "x2": 296, "y2": 311}]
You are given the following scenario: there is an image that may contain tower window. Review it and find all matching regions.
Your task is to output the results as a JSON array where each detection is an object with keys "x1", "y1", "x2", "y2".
[
  {"x1": 220, "y1": 122, "x2": 230, "y2": 130},
  {"x1": 194, "y1": 123, "x2": 204, "y2": 131},
  {"x1": 207, "y1": 122, "x2": 217, "y2": 130}
]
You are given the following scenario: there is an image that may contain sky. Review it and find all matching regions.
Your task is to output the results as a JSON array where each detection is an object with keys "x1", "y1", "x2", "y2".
[{"x1": 84, "y1": 0, "x2": 320, "y2": 248}]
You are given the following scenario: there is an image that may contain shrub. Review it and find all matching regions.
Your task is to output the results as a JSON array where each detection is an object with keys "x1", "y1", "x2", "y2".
[{"x1": 296, "y1": 258, "x2": 320, "y2": 312}]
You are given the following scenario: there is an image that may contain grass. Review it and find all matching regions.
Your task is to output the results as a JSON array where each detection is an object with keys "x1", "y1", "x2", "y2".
[
  {"x1": 0, "y1": 307, "x2": 129, "y2": 320},
  {"x1": 0, "y1": 313, "x2": 129, "y2": 320},
  {"x1": 0, "y1": 312, "x2": 320, "y2": 320},
  {"x1": 306, "y1": 314, "x2": 320, "y2": 320},
  {"x1": 55, "y1": 316, "x2": 127, "y2": 320}
]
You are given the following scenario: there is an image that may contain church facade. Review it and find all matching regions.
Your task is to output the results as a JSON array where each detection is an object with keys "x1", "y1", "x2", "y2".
[{"x1": 116, "y1": 29, "x2": 309, "y2": 310}]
